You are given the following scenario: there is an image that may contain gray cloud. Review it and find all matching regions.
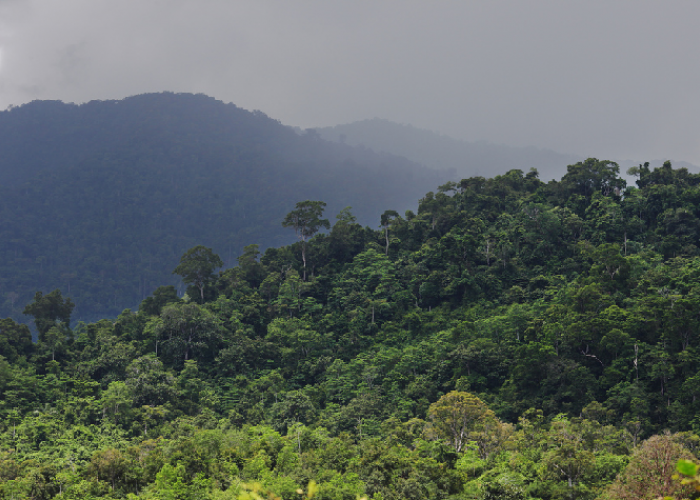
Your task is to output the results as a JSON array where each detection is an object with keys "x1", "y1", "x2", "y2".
[{"x1": 1, "y1": 0, "x2": 699, "y2": 165}]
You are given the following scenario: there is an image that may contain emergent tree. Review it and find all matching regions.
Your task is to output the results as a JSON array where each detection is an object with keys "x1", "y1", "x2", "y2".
[
  {"x1": 282, "y1": 201, "x2": 330, "y2": 280},
  {"x1": 173, "y1": 245, "x2": 223, "y2": 303}
]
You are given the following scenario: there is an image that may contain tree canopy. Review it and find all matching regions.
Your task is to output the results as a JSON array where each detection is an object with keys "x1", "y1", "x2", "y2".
[
  {"x1": 173, "y1": 245, "x2": 223, "y2": 303},
  {"x1": 0, "y1": 160, "x2": 699, "y2": 498}
]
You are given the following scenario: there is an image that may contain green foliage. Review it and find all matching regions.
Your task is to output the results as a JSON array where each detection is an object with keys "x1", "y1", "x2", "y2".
[
  {"x1": 600, "y1": 434, "x2": 697, "y2": 500},
  {"x1": 22, "y1": 290, "x2": 75, "y2": 339},
  {"x1": 173, "y1": 246, "x2": 223, "y2": 304},
  {"x1": 283, "y1": 201, "x2": 331, "y2": 281},
  {"x1": 427, "y1": 391, "x2": 497, "y2": 453},
  {"x1": 2, "y1": 159, "x2": 700, "y2": 498},
  {"x1": 0, "y1": 318, "x2": 33, "y2": 362},
  {"x1": 0, "y1": 93, "x2": 443, "y2": 322},
  {"x1": 678, "y1": 458, "x2": 698, "y2": 477}
]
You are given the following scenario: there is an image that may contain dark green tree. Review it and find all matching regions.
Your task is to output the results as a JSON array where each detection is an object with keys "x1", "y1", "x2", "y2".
[
  {"x1": 139, "y1": 285, "x2": 181, "y2": 317},
  {"x1": 156, "y1": 302, "x2": 220, "y2": 364},
  {"x1": 282, "y1": 200, "x2": 330, "y2": 280},
  {"x1": 380, "y1": 210, "x2": 400, "y2": 255},
  {"x1": 22, "y1": 289, "x2": 75, "y2": 340},
  {"x1": 0, "y1": 318, "x2": 33, "y2": 362},
  {"x1": 173, "y1": 245, "x2": 223, "y2": 303}
]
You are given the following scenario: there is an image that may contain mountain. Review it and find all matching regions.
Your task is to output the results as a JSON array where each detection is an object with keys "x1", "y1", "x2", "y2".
[
  {"x1": 315, "y1": 118, "x2": 583, "y2": 181},
  {"x1": 0, "y1": 93, "x2": 447, "y2": 322}
]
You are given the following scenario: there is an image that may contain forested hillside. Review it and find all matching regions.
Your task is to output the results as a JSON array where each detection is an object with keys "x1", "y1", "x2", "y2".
[
  {"x1": 2, "y1": 159, "x2": 700, "y2": 499},
  {"x1": 0, "y1": 93, "x2": 445, "y2": 322}
]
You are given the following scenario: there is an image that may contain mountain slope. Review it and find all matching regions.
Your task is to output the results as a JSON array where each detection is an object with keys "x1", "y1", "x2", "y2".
[{"x1": 0, "y1": 93, "x2": 446, "y2": 322}]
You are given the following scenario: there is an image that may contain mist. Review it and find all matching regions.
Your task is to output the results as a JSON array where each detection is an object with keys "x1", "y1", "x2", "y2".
[{"x1": 1, "y1": 1, "x2": 699, "y2": 167}]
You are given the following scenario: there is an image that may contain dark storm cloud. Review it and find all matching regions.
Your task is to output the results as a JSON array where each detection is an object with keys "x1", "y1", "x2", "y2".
[{"x1": 1, "y1": 0, "x2": 699, "y2": 165}]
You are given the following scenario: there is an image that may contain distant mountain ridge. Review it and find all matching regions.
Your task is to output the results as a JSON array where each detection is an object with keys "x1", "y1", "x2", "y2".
[
  {"x1": 315, "y1": 118, "x2": 584, "y2": 181},
  {"x1": 0, "y1": 93, "x2": 446, "y2": 322},
  {"x1": 315, "y1": 118, "x2": 700, "y2": 182}
]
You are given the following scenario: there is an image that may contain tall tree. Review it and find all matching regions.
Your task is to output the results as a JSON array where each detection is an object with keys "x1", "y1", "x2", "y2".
[
  {"x1": 157, "y1": 302, "x2": 220, "y2": 364},
  {"x1": 428, "y1": 390, "x2": 496, "y2": 453},
  {"x1": 600, "y1": 434, "x2": 696, "y2": 500},
  {"x1": 22, "y1": 289, "x2": 75, "y2": 340},
  {"x1": 380, "y1": 210, "x2": 399, "y2": 255},
  {"x1": 173, "y1": 245, "x2": 223, "y2": 303},
  {"x1": 282, "y1": 201, "x2": 330, "y2": 280}
]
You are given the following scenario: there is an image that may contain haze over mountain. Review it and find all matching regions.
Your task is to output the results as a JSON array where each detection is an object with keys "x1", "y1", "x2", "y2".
[
  {"x1": 316, "y1": 119, "x2": 700, "y2": 182},
  {"x1": 2, "y1": 3, "x2": 699, "y2": 168},
  {"x1": 316, "y1": 119, "x2": 584, "y2": 181},
  {"x1": 0, "y1": 92, "x2": 446, "y2": 323}
]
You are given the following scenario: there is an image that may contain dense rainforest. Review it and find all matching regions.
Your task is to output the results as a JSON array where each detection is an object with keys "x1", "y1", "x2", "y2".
[
  {"x1": 0, "y1": 93, "x2": 445, "y2": 323},
  {"x1": 2, "y1": 158, "x2": 700, "y2": 499}
]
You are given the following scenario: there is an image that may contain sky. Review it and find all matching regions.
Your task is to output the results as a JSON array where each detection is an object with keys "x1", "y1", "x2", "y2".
[{"x1": 1, "y1": 0, "x2": 699, "y2": 165}]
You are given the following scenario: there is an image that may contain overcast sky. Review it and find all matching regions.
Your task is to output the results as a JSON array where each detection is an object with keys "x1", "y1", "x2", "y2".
[{"x1": 1, "y1": 1, "x2": 699, "y2": 164}]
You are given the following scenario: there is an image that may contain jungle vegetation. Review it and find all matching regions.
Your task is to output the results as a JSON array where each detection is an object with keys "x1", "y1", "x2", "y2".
[
  {"x1": 0, "y1": 93, "x2": 444, "y2": 322},
  {"x1": 1, "y1": 159, "x2": 700, "y2": 499}
]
